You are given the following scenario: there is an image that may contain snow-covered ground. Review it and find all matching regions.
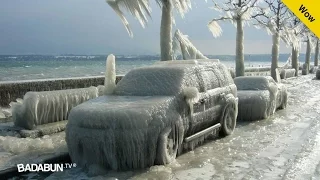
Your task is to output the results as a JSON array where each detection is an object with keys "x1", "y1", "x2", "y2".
[{"x1": 1, "y1": 74, "x2": 320, "y2": 179}]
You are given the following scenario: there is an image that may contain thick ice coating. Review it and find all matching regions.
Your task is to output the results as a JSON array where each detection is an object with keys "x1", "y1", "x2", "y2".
[
  {"x1": 104, "y1": 54, "x2": 116, "y2": 95},
  {"x1": 12, "y1": 87, "x2": 99, "y2": 130},
  {"x1": 66, "y1": 61, "x2": 237, "y2": 171},
  {"x1": 235, "y1": 76, "x2": 287, "y2": 121},
  {"x1": 280, "y1": 68, "x2": 296, "y2": 79}
]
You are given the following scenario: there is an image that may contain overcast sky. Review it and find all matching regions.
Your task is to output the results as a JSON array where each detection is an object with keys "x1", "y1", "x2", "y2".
[{"x1": 0, "y1": 0, "x2": 302, "y2": 55}]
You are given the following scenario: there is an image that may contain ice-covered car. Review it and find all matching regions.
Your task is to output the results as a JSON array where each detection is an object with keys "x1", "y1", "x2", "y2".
[
  {"x1": 234, "y1": 76, "x2": 287, "y2": 121},
  {"x1": 66, "y1": 60, "x2": 238, "y2": 170}
]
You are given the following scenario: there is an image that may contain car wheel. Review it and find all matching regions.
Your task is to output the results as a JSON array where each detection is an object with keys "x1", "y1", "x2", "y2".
[
  {"x1": 220, "y1": 102, "x2": 237, "y2": 137},
  {"x1": 155, "y1": 127, "x2": 178, "y2": 165}
]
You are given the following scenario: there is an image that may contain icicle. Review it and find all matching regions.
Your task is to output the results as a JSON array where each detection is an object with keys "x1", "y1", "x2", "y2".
[
  {"x1": 173, "y1": 29, "x2": 208, "y2": 60},
  {"x1": 104, "y1": 54, "x2": 116, "y2": 95},
  {"x1": 183, "y1": 87, "x2": 199, "y2": 115}
]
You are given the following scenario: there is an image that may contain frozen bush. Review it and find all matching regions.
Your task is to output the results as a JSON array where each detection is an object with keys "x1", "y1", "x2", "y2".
[{"x1": 12, "y1": 87, "x2": 99, "y2": 130}]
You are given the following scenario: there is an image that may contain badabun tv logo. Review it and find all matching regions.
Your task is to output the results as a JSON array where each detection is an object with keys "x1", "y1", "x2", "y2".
[{"x1": 17, "y1": 163, "x2": 77, "y2": 172}]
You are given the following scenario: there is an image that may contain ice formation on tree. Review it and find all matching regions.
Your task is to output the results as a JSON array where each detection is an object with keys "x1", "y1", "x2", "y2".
[
  {"x1": 173, "y1": 29, "x2": 208, "y2": 60},
  {"x1": 104, "y1": 54, "x2": 116, "y2": 95},
  {"x1": 254, "y1": 1, "x2": 300, "y2": 81},
  {"x1": 106, "y1": 0, "x2": 193, "y2": 61},
  {"x1": 208, "y1": 0, "x2": 266, "y2": 76},
  {"x1": 235, "y1": 76, "x2": 287, "y2": 121},
  {"x1": 12, "y1": 87, "x2": 100, "y2": 130},
  {"x1": 66, "y1": 61, "x2": 237, "y2": 170}
]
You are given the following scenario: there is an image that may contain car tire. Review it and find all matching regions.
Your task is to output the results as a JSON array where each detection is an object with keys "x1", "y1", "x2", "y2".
[
  {"x1": 220, "y1": 100, "x2": 237, "y2": 137},
  {"x1": 155, "y1": 127, "x2": 178, "y2": 165}
]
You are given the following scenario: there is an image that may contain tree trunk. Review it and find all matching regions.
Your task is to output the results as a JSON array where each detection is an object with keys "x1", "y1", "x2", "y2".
[
  {"x1": 235, "y1": 18, "x2": 244, "y2": 77},
  {"x1": 271, "y1": 32, "x2": 280, "y2": 81},
  {"x1": 315, "y1": 39, "x2": 319, "y2": 66},
  {"x1": 160, "y1": 1, "x2": 173, "y2": 61},
  {"x1": 305, "y1": 38, "x2": 311, "y2": 74},
  {"x1": 291, "y1": 47, "x2": 299, "y2": 76}
]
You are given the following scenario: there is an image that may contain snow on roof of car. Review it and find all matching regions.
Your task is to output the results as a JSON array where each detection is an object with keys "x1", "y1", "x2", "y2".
[{"x1": 114, "y1": 59, "x2": 231, "y2": 96}]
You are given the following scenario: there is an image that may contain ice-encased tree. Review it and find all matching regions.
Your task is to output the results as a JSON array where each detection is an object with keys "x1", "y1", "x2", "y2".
[
  {"x1": 302, "y1": 32, "x2": 317, "y2": 74},
  {"x1": 315, "y1": 38, "x2": 319, "y2": 66},
  {"x1": 286, "y1": 14, "x2": 305, "y2": 76},
  {"x1": 254, "y1": 0, "x2": 296, "y2": 81},
  {"x1": 173, "y1": 29, "x2": 208, "y2": 60},
  {"x1": 207, "y1": 0, "x2": 266, "y2": 77},
  {"x1": 106, "y1": 0, "x2": 192, "y2": 61}
]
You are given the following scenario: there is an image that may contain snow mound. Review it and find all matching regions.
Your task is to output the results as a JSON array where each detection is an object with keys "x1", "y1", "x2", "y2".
[{"x1": 12, "y1": 87, "x2": 99, "y2": 130}]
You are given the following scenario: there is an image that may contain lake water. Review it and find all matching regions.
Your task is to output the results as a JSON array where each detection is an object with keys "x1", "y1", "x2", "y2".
[{"x1": 0, "y1": 54, "x2": 301, "y2": 81}]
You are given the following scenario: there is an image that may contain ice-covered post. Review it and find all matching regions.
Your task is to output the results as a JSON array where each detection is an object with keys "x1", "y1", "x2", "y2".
[{"x1": 104, "y1": 54, "x2": 116, "y2": 95}]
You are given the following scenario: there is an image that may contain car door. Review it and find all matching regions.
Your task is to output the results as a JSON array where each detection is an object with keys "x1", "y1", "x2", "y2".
[{"x1": 188, "y1": 68, "x2": 223, "y2": 135}]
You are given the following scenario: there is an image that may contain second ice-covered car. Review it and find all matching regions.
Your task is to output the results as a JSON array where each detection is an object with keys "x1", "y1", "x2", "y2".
[
  {"x1": 234, "y1": 76, "x2": 287, "y2": 121},
  {"x1": 66, "y1": 60, "x2": 238, "y2": 170}
]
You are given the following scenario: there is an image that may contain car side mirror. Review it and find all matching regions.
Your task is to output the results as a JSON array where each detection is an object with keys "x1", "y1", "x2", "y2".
[{"x1": 183, "y1": 87, "x2": 199, "y2": 115}]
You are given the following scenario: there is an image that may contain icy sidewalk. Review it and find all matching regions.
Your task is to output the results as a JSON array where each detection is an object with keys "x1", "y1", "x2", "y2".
[{"x1": 0, "y1": 131, "x2": 68, "y2": 174}]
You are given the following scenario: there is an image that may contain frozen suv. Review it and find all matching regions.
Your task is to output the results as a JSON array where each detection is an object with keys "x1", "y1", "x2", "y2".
[{"x1": 66, "y1": 60, "x2": 238, "y2": 170}]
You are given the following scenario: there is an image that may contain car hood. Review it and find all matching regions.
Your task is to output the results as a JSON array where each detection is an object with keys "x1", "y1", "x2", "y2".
[{"x1": 68, "y1": 95, "x2": 180, "y2": 130}]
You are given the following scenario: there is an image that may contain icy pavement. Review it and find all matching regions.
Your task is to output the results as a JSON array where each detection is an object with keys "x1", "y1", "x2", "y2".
[{"x1": 2, "y1": 74, "x2": 320, "y2": 180}]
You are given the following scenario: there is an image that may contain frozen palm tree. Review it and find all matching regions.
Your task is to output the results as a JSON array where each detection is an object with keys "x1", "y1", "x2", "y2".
[
  {"x1": 106, "y1": 0, "x2": 192, "y2": 61},
  {"x1": 254, "y1": 0, "x2": 297, "y2": 81},
  {"x1": 207, "y1": 0, "x2": 266, "y2": 77},
  {"x1": 173, "y1": 29, "x2": 208, "y2": 60}
]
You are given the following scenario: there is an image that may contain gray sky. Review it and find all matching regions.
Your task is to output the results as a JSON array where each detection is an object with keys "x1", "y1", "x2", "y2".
[{"x1": 0, "y1": 0, "x2": 301, "y2": 55}]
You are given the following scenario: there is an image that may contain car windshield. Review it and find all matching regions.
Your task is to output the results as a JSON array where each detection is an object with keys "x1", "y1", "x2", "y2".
[
  {"x1": 234, "y1": 77, "x2": 270, "y2": 90},
  {"x1": 114, "y1": 66, "x2": 197, "y2": 96}
]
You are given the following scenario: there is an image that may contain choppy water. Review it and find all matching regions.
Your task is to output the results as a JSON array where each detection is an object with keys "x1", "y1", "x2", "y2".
[{"x1": 0, "y1": 54, "x2": 294, "y2": 81}]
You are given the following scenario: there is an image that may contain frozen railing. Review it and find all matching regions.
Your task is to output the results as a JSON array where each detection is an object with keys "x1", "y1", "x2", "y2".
[{"x1": 0, "y1": 76, "x2": 124, "y2": 107}]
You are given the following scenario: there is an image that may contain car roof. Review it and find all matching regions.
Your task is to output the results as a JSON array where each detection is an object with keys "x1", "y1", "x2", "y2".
[{"x1": 234, "y1": 76, "x2": 274, "y2": 90}]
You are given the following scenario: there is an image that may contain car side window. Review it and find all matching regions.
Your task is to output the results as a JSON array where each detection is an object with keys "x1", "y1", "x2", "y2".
[{"x1": 200, "y1": 70, "x2": 220, "y2": 91}]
